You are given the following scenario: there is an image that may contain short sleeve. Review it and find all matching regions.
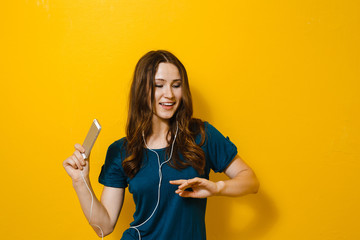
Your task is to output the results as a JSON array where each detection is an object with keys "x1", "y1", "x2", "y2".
[
  {"x1": 203, "y1": 122, "x2": 238, "y2": 173},
  {"x1": 98, "y1": 139, "x2": 128, "y2": 188}
]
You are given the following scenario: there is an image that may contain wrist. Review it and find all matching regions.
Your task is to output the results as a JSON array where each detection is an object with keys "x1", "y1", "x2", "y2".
[
  {"x1": 215, "y1": 181, "x2": 225, "y2": 196},
  {"x1": 72, "y1": 174, "x2": 88, "y2": 187}
]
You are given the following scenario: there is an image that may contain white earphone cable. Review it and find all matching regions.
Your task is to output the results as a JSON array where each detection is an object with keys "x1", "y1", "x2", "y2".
[
  {"x1": 130, "y1": 122, "x2": 179, "y2": 240},
  {"x1": 80, "y1": 169, "x2": 104, "y2": 240}
]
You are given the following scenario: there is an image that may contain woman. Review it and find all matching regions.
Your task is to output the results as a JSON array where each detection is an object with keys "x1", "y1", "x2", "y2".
[{"x1": 63, "y1": 50, "x2": 260, "y2": 240}]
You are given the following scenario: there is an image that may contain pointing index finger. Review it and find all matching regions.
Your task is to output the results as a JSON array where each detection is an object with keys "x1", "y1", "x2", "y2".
[{"x1": 169, "y1": 179, "x2": 186, "y2": 185}]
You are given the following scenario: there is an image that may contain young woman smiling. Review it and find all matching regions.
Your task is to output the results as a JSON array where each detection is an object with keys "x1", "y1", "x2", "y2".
[{"x1": 63, "y1": 50, "x2": 260, "y2": 240}]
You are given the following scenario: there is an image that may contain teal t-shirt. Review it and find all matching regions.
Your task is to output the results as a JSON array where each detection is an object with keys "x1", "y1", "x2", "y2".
[{"x1": 98, "y1": 122, "x2": 238, "y2": 240}]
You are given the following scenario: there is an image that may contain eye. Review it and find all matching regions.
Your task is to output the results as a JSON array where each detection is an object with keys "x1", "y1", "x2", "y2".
[
  {"x1": 172, "y1": 84, "x2": 181, "y2": 88},
  {"x1": 155, "y1": 85, "x2": 163, "y2": 88}
]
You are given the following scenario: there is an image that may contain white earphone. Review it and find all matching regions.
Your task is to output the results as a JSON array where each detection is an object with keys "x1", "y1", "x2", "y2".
[{"x1": 130, "y1": 121, "x2": 179, "y2": 240}]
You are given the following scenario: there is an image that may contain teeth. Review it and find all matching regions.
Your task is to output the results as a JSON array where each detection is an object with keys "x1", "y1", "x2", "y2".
[{"x1": 161, "y1": 102, "x2": 175, "y2": 106}]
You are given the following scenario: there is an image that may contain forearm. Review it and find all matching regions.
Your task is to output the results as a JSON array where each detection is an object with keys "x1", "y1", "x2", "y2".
[
  {"x1": 72, "y1": 177, "x2": 113, "y2": 237},
  {"x1": 215, "y1": 169, "x2": 260, "y2": 197}
]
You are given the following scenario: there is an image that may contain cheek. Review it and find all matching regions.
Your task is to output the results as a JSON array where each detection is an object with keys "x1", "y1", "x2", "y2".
[
  {"x1": 175, "y1": 88, "x2": 183, "y2": 100},
  {"x1": 154, "y1": 89, "x2": 162, "y2": 102}
]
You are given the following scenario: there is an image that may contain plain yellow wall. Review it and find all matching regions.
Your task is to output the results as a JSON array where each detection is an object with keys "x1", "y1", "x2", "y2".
[{"x1": 1, "y1": 0, "x2": 359, "y2": 239}]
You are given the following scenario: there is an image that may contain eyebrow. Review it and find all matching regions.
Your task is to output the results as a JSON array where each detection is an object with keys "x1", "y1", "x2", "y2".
[{"x1": 155, "y1": 79, "x2": 182, "y2": 82}]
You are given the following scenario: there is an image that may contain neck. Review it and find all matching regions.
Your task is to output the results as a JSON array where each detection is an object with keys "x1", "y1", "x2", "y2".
[
  {"x1": 145, "y1": 116, "x2": 171, "y2": 149},
  {"x1": 151, "y1": 116, "x2": 170, "y2": 137}
]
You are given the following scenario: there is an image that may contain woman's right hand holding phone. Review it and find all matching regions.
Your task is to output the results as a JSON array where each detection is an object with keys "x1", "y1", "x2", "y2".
[{"x1": 63, "y1": 143, "x2": 89, "y2": 182}]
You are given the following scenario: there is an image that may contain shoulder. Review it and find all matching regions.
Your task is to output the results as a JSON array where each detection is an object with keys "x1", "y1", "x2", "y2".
[
  {"x1": 192, "y1": 120, "x2": 221, "y2": 145},
  {"x1": 106, "y1": 137, "x2": 128, "y2": 160},
  {"x1": 191, "y1": 120, "x2": 219, "y2": 133},
  {"x1": 203, "y1": 121, "x2": 214, "y2": 132},
  {"x1": 202, "y1": 121, "x2": 235, "y2": 146},
  {"x1": 108, "y1": 137, "x2": 127, "y2": 150},
  {"x1": 190, "y1": 119, "x2": 226, "y2": 136},
  {"x1": 203, "y1": 121, "x2": 222, "y2": 137}
]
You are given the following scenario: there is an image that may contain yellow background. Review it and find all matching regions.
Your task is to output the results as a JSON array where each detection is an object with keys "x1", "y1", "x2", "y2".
[{"x1": 1, "y1": 0, "x2": 359, "y2": 239}]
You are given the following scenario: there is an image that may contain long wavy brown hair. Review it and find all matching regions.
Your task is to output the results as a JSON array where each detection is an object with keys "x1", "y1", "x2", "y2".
[{"x1": 122, "y1": 50, "x2": 206, "y2": 178}]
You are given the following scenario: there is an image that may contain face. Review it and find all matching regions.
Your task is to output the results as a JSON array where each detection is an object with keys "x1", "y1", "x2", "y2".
[{"x1": 151, "y1": 62, "x2": 182, "y2": 122}]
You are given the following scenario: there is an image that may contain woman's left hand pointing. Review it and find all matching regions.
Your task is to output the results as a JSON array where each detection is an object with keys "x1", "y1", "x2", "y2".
[{"x1": 169, "y1": 177, "x2": 224, "y2": 198}]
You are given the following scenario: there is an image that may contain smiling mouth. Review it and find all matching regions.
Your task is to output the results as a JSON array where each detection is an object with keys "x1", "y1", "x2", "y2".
[{"x1": 160, "y1": 102, "x2": 175, "y2": 106}]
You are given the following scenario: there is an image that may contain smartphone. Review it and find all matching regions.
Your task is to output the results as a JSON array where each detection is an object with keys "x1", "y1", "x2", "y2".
[{"x1": 81, "y1": 119, "x2": 102, "y2": 159}]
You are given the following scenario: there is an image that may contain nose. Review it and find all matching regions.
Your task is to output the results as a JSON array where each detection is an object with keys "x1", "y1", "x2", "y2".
[{"x1": 164, "y1": 85, "x2": 174, "y2": 99}]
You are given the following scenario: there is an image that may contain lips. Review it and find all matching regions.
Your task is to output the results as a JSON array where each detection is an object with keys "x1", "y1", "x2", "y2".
[
  {"x1": 159, "y1": 102, "x2": 176, "y2": 110},
  {"x1": 160, "y1": 102, "x2": 175, "y2": 106}
]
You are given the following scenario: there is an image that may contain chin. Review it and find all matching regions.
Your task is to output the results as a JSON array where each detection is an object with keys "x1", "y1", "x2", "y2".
[
  {"x1": 154, "y1": 110, "x2": 177, "y2": 121},
  {"x1": 158, "y1": 113, "x2": 175, "y2": 120},
  {"x1": 154, "y1": 106, "x2": 179, "y2": 121}
]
